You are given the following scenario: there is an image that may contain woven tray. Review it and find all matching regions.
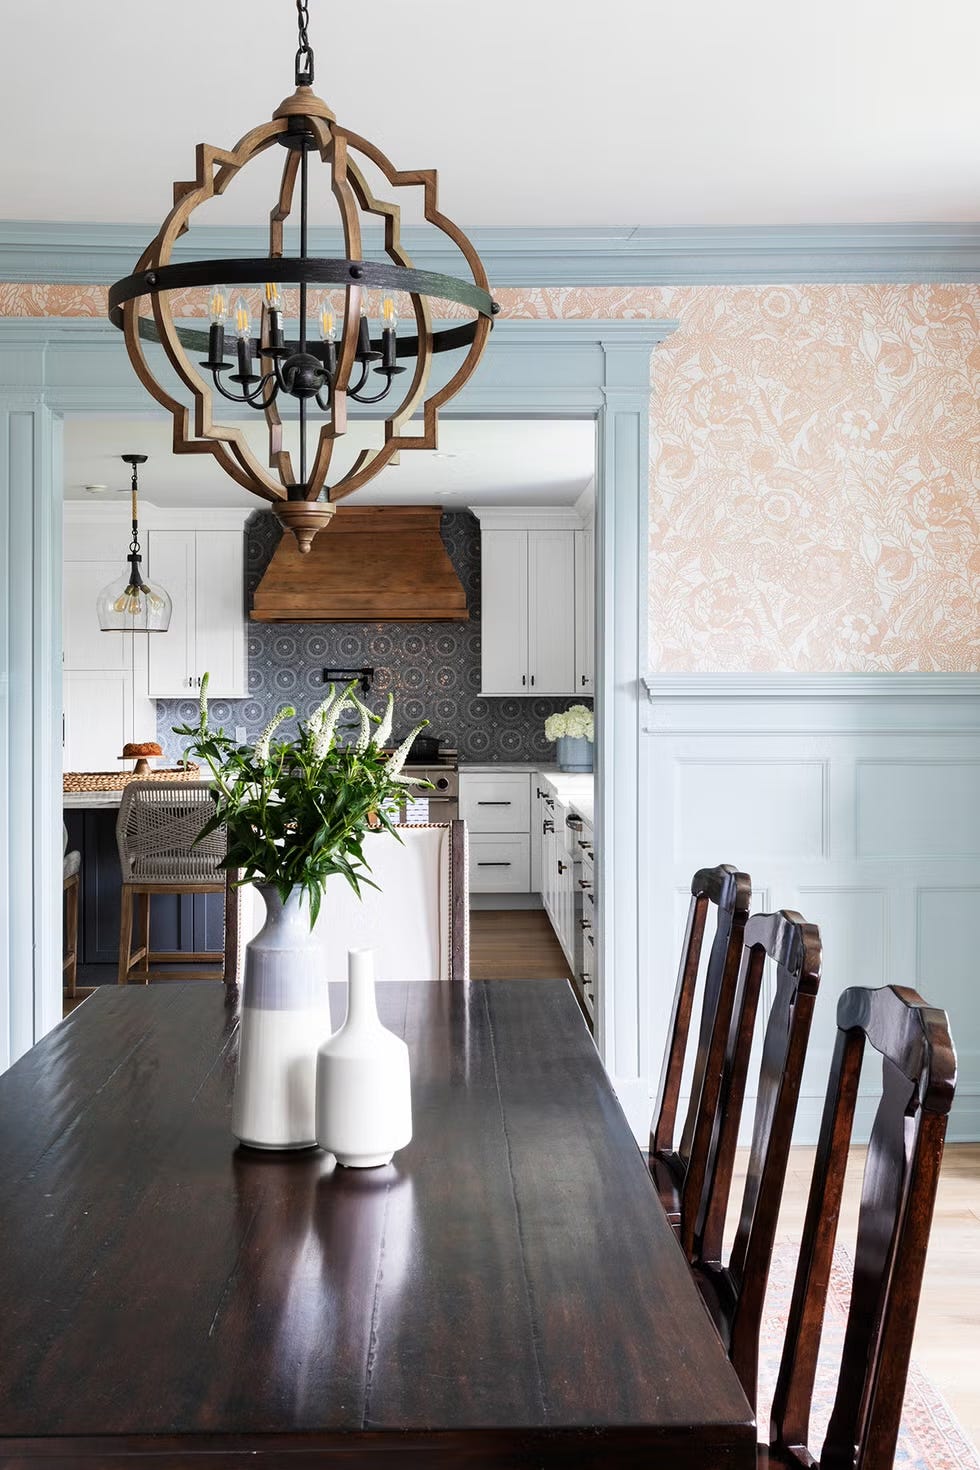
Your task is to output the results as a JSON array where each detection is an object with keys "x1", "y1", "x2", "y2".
[{"x1": 63, "y1": 765, "x2": 201, "y2": 794}]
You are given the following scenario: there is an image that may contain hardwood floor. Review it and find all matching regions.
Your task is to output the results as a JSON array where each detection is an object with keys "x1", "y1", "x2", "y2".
[
  {"x1": 730, "y1": 1142, "x2": 980, "y2": 1447},
  {"x1": 469, "y1": 907, "x2": 571, "y2": 981}
]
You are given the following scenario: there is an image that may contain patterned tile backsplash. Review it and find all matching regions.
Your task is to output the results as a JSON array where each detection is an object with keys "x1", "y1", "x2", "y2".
[{"x1": 157, "y1": 510, "x2": 591, "y2": 765}]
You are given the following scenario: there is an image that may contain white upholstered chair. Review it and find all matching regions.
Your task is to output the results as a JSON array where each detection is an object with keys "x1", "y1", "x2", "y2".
[{"x1": 232, "y1": 820, "x2": 469, "y2": 984}]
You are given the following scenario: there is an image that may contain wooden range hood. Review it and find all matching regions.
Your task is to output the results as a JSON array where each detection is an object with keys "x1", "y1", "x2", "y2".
[{"x1": 251, "y1": 506, "x2": 469, "y2": 622}]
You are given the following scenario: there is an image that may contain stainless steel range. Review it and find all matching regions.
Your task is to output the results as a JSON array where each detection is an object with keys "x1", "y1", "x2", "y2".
[{"x1": 396, "y1": 749, "x2": 459, "y2": 823}]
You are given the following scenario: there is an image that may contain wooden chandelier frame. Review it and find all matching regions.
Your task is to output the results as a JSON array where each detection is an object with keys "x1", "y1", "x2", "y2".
[{"x1": 107, "y1": 85, "x2": 497, "y2": 550}]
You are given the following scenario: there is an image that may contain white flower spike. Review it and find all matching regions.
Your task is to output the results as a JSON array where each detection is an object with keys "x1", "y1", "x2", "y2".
[
  {"x1": 199, "y1": 671, "x2": 210, "y2": 730},
  {"x1": 349, "y1": 694, "x2": 372, "y2": 754},
  {"x1": 254, "y1": 705, "x2": 295, "y2": 763},
  {"x1": 372, "y1": 693, "x2": 394, "y2": 749},
  {"x1": 312, "y1": 695, "x2": 352, "y2": 762},
  {"x1": 386, "y1": 722, "x2": 427, "y2": 778}
]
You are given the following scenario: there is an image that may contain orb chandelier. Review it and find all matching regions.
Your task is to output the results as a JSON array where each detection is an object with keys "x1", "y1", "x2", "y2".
[
  {"x1": 96, "y1": 455, "x2": 173, "y2": 633},
  {"x1": 107, "y1": 1, "x2": 498, "y2": 552}
]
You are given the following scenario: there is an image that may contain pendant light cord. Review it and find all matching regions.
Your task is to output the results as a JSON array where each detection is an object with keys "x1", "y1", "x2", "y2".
[{"x1": 295, "y1": 0, "x2": 314, "y2": 86}]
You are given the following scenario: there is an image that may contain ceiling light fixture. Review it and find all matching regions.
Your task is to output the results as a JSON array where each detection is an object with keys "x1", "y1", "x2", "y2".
[
  {"x1": 96, "y1": 455, "x2": 173, "y2": 633},
  {"x1": 107, "y1": 0, "x2": 498, "y2": 553}
]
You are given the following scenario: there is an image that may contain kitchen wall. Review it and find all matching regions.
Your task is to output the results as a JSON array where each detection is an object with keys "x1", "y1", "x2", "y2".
[
  {"x1": 6, "y1": 279, "x2": 977, "y2": 673},
  {"x1": 156, "y1": 509, "x2": 589, "y2": 764}
]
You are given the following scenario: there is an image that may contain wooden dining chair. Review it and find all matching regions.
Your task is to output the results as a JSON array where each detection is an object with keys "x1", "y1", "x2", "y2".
[
  {"x1": 763, "y1": 985, "x2": 956, "y2": 1470},
  {"x1": 649, "y1": 864, "x2": 751, "y2": 1246},
  {"x1": 230, "y1": 820, "x2": 469, "y2": 985},
  {"x1": 691, "y1": 909, "x2": 822, "y2": 1410}
]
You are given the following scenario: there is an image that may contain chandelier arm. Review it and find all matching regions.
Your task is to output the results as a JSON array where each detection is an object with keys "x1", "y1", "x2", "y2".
[{"x1": 349, "y1": 374, "x2": 396, "y2": 407}]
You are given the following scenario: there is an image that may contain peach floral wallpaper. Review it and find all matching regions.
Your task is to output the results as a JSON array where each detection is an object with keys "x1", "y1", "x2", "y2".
[{"x1": 2, "y1": 279, "x2": 978, "y2": 672}]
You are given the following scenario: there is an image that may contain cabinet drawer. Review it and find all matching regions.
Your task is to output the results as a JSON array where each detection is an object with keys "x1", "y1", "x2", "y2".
[
  {"x1": 468, "y1": 834, "x2": 530, "y2": 892},
  {"x1": 460, "y1": 773, "x2": 531, "y2": 833}
]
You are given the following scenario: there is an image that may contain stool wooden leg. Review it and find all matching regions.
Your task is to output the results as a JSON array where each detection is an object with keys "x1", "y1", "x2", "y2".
[
  {"x1": 118, "y1": 886, "x2": 134, "y2": 985},
  {"x1": 137, "y1": 892, "x2": 151, "y2": 984},
  {"x1": 63, "y1": 874, "x2": 79, "y2": 999}
]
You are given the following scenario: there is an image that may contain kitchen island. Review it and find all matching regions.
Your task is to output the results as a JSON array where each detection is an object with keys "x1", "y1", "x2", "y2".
[{"x1": 64, "y1": 776, "x2": 224, "y2": 978}]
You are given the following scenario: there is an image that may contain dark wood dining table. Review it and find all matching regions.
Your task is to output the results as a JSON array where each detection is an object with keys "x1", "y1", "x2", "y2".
[{"x1": 0, "y1": 981, "x2": 755, "y2": 1468}]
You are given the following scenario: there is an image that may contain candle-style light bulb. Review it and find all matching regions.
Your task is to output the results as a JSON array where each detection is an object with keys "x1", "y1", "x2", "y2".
[
  {"x1": 380, "y1": 295, "x2": 398, "y2": 371},
  {"x1": 263, "y1": 282, "x2": 284, "y2": 349},
  {"x1": 318, "y1": 302, "x2": 335, "y2": 341},
  {"x1": 204, "y1": 285, "x2": 230, "y2": 370},
  {"x1": 209, "y1": 286, "x2": 229, "y2": 324},
  {"x1": 234, "y1": 297, "x2": 251, "y2": 340}
]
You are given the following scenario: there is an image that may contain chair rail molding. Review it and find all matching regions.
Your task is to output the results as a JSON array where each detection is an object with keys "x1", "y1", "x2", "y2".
[
  {"x1": 643, "y1": 671, "x2": 980, "y2": 1142},
  {"x1": 0, "y1": 313, "x2": 678, "y2": 1140},
  {"x1": 3, "y1": 221, "x2": 980, "y2": 285}
]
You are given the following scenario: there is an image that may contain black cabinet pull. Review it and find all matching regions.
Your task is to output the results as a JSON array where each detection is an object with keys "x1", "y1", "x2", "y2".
[
  {"x1": 477, "y1": 800, "x2": 512, "y2": 806},
  {"x1": 581, "y1": 674, "x2": 588, "y2": 686},
  {"x1": 530, "y1": 674, "x2": 535, "y2": 686},
  {"x1": 477, "y1": 861, "x2": 512, "y2": 867},
  {"x1": 557, "y1": 860, "x2": 567, "y2": 874},
  {"x1": 521, "y1": 674, "x2": 526, "y2": 686}
]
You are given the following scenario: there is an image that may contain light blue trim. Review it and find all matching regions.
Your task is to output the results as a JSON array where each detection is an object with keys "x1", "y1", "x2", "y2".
[
  {"x1": 644, "y1": 673, "x2": 980, "y2": 700},
  {"x1": 0, "y1": 316, "x2": 677, "y2": 418},
  {"x1": 0, "y1": 312, "x2": 677, "y2": 1118},
  {"x1": 0, "y1": 401, "x2": 61, "y2": 1069},
  {"x1": 3, "y1": 221, "x2": 980, "y2": 285}
]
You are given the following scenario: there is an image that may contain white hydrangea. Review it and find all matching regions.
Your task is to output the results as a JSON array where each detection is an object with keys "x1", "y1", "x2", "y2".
[{"x1": 544, "y1": 704, "x2": 594, "y2": 743}]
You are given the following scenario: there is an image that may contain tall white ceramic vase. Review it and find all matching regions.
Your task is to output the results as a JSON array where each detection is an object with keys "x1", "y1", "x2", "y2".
[
  {"x1": 232, "y1": 885, "x2": 332, "y2": 1150},
  {"x1": 315, "y1": 949, "x2": 413, "y2": 1168}
]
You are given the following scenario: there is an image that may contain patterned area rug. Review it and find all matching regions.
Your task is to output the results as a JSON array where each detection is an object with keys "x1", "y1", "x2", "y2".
[{"x1": 758, "y1": 1244, "x2": 979, "y2": 1469}]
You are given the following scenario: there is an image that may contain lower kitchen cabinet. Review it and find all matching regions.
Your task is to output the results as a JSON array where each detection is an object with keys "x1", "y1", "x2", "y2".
[
  {"x1": 468, "y1": 834, "x2": 531, "y2": 893},
  {"x1": 64, "y1": 808, "x2": 225, "y2": 977}
]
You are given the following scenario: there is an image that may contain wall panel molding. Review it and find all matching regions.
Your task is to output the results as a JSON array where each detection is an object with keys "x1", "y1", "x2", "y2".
[
  {"x1": 645, "y1": 673, "x2": 980, "y2": 1143},
  {"x1": 4, "y1": 220, "x2": 980, "y2": 285}
]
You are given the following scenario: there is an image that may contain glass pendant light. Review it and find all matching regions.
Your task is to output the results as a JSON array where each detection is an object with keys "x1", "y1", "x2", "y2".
[{"x1": 96, "y1": 454, "x2": 172, "y2": 633}]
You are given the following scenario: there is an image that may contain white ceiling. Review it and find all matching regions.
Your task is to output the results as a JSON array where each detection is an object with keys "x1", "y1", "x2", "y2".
[
  {"x1": 62, "y1": 417, "x2": 596, "y2": 510},
  {"x1": 2, "y1": 1, "x2": 979, "y2": 227}
]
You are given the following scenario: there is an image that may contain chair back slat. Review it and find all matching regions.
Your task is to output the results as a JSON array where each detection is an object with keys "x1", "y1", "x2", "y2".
[
  {"x1": 693, "y1": 909, "x2": 822, "y2": 1408},
  {"x1": 770, "y1": 985, "x2": 956, "y2": 1470},
  {"x1": 650, "y1": 865, "x2": 750, "y2": 1245}
]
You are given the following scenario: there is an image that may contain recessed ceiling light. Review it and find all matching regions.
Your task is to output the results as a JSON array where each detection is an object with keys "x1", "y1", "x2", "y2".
[{"x1": 84, "y1": 483, "x2": 109, "y2": 493}]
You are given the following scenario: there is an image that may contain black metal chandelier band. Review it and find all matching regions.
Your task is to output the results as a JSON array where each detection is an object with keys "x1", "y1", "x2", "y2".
[
  {"x1": 127, "y1": 314, "x2": 483, "y2": 363},
  {"x1": 107, "y1": 256, "x2": 498, "y2": 328}
]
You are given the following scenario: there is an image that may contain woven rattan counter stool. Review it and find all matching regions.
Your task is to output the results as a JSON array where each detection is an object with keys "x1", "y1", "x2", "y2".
[{"x1": 115, "y1": 781, "x2": 235, "y2": 986}]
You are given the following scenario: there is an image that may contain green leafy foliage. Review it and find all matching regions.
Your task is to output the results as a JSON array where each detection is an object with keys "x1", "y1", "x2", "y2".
[{"x1": 173, "y1": 675, "x2": 430, "y2": 925}]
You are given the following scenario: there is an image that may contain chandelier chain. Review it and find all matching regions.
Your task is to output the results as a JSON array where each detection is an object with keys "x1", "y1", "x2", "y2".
[{"x1": 295, "y1": 0, "x2": 315, "y2": 86}]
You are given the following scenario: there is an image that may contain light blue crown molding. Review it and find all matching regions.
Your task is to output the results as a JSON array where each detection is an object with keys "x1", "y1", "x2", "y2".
[
  {"x1": 3, "y1": 221, "x2": 980, "y2": 286},
  {"x1": 0, "y1": 316, "x2": 677, "y2": 418},
  {"x1": 644, "y1": 673, "x2": 980, "y2": 700},
  {"x1": 643, "y1": 672, "x2": 980, "y2": 736}
]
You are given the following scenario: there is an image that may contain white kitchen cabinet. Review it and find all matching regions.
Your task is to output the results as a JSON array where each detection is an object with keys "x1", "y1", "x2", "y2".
[
  {"x1": 479, "y1": 530, "x2": 528, "y2": 695},
  {"x1": 574, "y1": 524, "x2": 594, "y2": 695},
  {"x1": 468, "y1": 835, "x2": 531, "y2": 893},
  {"x1": 459, "y1": 770, "x2": 533, "y2": 894},
  {"x1": 63, "y1": 561, "x2": 131, "y2": 673},
  {"x1": 146, "y1": 530, "x2": 246, "y2": 698},
  {"x1": 475, "y1": 515, "x2": 577, "y2": 696},
  {"x1": 63, "y1": 671, "x2": 155, "y2": 773}
]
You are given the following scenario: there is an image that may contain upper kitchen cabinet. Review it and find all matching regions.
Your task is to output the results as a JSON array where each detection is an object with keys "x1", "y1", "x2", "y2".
[
  {"x1": 574, "y1": 520, "x2": 594, "y2": 694},
  {"x1": 145, "y1": 527, "x2": 247, "y2": 698},
  {"x1": 473, "y1": 509, "x2": 591, "y2": 697}
]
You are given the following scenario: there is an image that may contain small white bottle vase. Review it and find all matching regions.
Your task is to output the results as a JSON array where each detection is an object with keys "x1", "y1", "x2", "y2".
[
  {"x1": 232, "y1": 885, "x2": 332, "y2": 1150},
  {"x1": 315, "y1": 949, "x2": 413, "y2": 1168}
]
